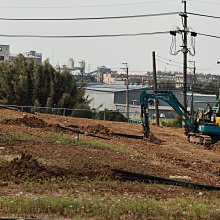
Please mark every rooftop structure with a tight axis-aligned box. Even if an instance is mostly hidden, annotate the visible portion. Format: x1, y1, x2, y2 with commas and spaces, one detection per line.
24, 50, 42, 63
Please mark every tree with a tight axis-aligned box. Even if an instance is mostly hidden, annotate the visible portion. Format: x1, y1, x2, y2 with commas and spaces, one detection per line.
0, 55, 88, 110
194, 82, 219, 96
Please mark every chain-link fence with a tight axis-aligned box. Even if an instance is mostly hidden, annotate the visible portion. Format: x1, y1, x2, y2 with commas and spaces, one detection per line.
0, 104, 184, 127
0, 104, 142, 123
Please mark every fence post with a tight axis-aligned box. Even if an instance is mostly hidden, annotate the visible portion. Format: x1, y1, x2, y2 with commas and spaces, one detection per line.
63, 108, 66, 116
76, 133, 80, 141
103, 110, 106, 120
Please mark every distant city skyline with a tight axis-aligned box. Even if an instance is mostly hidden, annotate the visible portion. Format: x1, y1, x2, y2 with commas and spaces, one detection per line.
1, 0, 220, 75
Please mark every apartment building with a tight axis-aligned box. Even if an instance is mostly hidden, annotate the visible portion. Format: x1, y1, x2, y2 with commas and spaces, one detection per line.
0, 45, 10, 62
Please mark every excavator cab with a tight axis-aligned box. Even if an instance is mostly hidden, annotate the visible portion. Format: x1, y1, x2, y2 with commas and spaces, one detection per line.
215, 106, 220, 125
204, 106, 213, 122
203, 104, 216, 123
196, 104, 217, 124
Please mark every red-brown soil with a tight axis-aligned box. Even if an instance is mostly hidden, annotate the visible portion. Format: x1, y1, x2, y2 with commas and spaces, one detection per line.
0, 108, 219, 198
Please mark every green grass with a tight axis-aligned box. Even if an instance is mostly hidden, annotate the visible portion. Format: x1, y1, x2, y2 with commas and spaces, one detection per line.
150, 118, 182, 127
45, 132, 137, 154
0, 131, 137, 155
160, 118, 182, 127
45, 132, 76, 143
0, 132, 76, 143
0, 132, 38, 141
79, 139, 138, 154
0, 196, 219, 219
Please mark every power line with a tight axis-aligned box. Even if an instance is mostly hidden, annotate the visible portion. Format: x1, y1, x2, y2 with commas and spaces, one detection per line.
156, 58, 200, 71
188, 12, 220, 20
155, 55, 183, 65
0, 31, 169, 39
0, 0, 176, 9
197, 64, 218, 71
156, 58, 183, 69
0, 12, 178, 21
197, 32, 220, 39
190, 0, 220, 5
157, 57, 219, 72
109, 67, 147, 72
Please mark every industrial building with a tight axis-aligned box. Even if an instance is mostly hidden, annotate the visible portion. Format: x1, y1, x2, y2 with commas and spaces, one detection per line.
85, 83, 217, 119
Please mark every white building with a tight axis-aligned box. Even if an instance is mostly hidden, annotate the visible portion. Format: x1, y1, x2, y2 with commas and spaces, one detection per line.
175, 74, 194, 88
85, 84, 217, 119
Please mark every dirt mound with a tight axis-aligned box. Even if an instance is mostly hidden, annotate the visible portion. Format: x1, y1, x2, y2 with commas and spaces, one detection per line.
0, 153, 65, 182
84, 123, 114, 135
212, 142, 220, 152
2, 115, 48, 128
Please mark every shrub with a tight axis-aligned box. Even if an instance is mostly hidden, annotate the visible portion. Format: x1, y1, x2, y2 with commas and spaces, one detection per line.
96, 110, 127, 122
71, 109, 96, 119
160, 117, 182, 127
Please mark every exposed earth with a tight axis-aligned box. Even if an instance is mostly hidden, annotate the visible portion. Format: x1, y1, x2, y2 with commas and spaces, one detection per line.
0, 107, 219, 218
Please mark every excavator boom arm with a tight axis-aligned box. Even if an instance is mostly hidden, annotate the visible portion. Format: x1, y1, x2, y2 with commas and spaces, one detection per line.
140, 90, 195, 137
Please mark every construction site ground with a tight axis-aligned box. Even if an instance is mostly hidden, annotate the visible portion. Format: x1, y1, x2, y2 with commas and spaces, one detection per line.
0, 108, 219, 219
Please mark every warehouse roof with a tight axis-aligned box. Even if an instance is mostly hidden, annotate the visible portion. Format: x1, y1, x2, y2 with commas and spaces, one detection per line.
85, 83, 149, 92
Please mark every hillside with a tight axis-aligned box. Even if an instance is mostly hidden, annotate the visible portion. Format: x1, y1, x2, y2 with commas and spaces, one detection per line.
0, 108, 219, 219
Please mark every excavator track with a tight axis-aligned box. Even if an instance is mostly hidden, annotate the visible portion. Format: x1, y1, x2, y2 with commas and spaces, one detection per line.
188, 133, 212, 147
202, 136, 212, 147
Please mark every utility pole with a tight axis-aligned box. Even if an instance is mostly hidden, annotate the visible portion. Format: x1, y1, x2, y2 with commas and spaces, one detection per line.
122, 63, 129, 120
170, 1, 197, 116
152, 51, 159, 126
217, 62, 220, 103
182, 0, 188, 113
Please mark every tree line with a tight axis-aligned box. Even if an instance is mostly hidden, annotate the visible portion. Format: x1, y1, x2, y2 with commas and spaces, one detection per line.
0, 55, 127, 122
0, 54, 88, 109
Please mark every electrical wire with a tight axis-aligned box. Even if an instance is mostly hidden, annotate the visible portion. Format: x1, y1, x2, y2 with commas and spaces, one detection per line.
169, 35, 181, 56
0, 31, 169, 38
155, 55, 183, 65
0, 0, 177, 9
188, 34, 196, 56
189, 0, 220, 5
0, 12, 178, 21
197, 32, 220, 39
188, 12, 220, 20
156, 58, 199, 71
197, 64, 220, 71
156, 58, 183, 69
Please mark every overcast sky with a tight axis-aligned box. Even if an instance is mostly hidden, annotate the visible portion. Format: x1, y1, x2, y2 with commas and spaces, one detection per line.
0, 0, 220, 75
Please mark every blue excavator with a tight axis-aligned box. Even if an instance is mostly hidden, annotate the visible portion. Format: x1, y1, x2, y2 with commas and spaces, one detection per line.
140, 90, 220, 147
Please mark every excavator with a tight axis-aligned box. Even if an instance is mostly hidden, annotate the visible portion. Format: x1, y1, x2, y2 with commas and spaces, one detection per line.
140, 90, 220, 147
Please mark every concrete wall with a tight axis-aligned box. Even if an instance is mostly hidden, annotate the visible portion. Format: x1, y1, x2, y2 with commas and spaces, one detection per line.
84, 90, 115, 110
114, 88, 148, 105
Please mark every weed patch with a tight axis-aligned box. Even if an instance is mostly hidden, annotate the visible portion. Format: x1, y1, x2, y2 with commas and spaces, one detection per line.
0, 133, 38, 141
0, 196, 219, 219
79, 139, 138, 155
